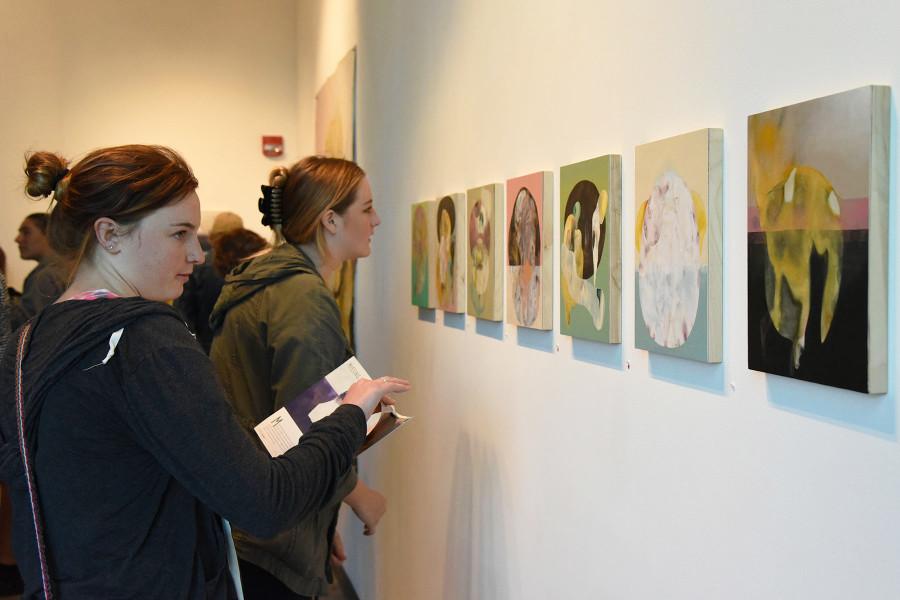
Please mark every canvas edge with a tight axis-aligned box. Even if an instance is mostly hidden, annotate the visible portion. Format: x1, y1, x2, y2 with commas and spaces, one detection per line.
557, 163, 574, 338
464, 188, 478, 319
490, 183, 505, 321
632, 143, 649, 352
706, 128, 725, 363
504, 179, 516, 326
410, 203, 418, 307
867, 85, 890, 394
540, 170, 555, 330
451, 192, 467, 313
609, 154, 623, 344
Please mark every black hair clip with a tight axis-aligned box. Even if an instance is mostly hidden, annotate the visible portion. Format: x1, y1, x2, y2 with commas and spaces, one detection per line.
259, 184, 283, 228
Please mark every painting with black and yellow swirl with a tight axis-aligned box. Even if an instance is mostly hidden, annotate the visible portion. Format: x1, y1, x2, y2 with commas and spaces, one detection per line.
748, 85, 890, 394
559, 155, 622, 343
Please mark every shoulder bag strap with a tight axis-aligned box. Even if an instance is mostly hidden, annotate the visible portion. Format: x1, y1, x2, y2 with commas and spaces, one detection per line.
15, 322, 54, 599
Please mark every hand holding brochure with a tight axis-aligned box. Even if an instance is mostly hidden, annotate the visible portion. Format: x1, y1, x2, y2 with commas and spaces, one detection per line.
255, 357, 412, 457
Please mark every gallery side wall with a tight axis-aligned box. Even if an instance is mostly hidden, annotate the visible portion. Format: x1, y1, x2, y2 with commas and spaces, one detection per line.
323, 1, 900, 598
0, 0, 300, 289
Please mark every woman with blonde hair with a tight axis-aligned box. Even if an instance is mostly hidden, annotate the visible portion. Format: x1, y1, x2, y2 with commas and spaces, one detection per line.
0, 146, 408, 599
210, 156, 391, 599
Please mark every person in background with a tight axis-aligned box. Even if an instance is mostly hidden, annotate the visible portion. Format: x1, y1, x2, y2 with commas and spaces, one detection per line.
211, 228, 269, 278
9, 213, 66, 330
174, 211, 243, 353
0, 249, 20, 597
209, 157, 390, 599
0, 247, 8, 356
0, 145, 409, 599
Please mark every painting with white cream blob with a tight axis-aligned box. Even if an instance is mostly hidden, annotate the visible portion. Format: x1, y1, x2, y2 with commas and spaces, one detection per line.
435, 193, 466, 313
506, 171, 553, 329
748, 86, 890, 393
467, 184, 504, 320
560, 155, 622, 342
635, 129, 723, 362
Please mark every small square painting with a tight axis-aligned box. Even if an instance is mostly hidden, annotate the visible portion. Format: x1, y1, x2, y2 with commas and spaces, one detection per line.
506, 171, 553, 330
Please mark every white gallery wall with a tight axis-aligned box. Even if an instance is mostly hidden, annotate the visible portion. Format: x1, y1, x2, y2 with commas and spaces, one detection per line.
314, 0, 900, 598
0, 1, 896, 598
0, 0, 302, 289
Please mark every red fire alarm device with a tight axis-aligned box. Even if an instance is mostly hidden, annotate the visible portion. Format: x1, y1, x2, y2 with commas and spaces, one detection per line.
262, 136, 284, 157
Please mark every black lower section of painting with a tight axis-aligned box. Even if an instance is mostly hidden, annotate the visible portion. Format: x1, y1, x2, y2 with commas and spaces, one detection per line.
747, 232, 869, 393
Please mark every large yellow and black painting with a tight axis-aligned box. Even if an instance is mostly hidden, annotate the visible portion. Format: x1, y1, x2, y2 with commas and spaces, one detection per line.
747, 85, 890, 394
316, 48, 357, 347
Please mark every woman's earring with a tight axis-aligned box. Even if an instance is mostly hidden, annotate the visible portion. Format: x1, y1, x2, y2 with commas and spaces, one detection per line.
108, 244, 114, 250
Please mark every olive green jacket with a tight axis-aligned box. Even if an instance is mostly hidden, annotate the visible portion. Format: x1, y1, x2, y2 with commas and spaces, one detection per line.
209, 243, 356, 596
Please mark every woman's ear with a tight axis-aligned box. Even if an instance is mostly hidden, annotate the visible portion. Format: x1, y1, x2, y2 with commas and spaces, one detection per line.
321, 209, 338, 235
94, 217, 121, 254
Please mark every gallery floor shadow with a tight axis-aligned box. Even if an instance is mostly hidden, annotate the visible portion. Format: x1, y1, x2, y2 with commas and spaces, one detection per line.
516, 327, 553, 353
768, 375, 896, 439
443, 433, 512, 600
649, 353, 726, 395
418, 307, 436, 323
572, 338, 624, 369
475, 318, 504, 340
443, 312, 465, 330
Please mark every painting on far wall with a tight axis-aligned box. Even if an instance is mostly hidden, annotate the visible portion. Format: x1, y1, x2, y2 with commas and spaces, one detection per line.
634, 128, 723, 363
506, 171, 553, 330
748, 85, 890, 394
316, 47, 357, 346
467, 183, 504, 321
411, 200, 436, 308
436, 193, 466, 313
560, 155, 622, 343
315, 47, 356, 159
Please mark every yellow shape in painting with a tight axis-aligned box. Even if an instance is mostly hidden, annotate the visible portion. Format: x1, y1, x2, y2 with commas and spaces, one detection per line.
561, 213, 578, 325
634, 198, 649, 254
598, 189, 609, 225
761, 165, 843, 368
691, 191, 707, 257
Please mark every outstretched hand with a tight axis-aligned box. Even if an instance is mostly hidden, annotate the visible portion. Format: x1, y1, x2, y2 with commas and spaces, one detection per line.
343, 376, 410, 419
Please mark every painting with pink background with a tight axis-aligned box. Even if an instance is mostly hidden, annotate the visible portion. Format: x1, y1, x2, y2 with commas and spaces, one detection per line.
506, 171, 546, 259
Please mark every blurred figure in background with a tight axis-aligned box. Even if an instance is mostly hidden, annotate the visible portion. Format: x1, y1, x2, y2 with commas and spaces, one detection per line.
0, 245, 16, 597
9, 213, 66, 330
0, 245, 9, 353
175, 211, 244, 352
212, 228, 269, 278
